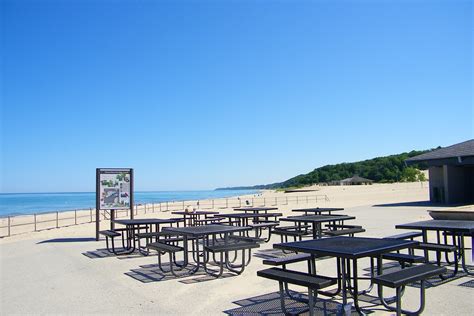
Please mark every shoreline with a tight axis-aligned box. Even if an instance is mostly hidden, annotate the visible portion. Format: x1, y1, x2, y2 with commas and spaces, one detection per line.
0, 189, 261, 218
0, 182, 433, 239
0, 190, 272, 238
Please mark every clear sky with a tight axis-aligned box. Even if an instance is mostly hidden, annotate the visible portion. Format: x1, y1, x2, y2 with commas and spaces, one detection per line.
1, 0, 473, 193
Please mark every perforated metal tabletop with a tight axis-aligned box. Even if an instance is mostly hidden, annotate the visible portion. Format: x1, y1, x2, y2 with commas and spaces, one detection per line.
396, 220, 474, 233
274, 236, 417, 259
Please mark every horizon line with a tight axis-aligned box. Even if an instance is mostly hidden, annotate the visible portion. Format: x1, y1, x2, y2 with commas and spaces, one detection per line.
0, 188, 260, 195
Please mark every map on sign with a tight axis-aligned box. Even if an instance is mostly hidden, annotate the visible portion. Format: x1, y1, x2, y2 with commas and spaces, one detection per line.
98, 170, 131, 210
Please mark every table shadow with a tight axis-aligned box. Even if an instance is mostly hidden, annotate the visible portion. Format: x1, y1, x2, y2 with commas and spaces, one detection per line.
82, 248, 147, 260
372, 201, 437, 207
37, 237, 96, 244
224, 291, 360, 315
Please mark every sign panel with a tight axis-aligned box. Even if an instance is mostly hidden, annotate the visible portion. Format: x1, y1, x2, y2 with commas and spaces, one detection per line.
97, 168, 133, 210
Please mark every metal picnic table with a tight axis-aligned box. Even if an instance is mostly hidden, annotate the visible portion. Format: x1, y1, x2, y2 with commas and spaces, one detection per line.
162, 224, 252, 277
112, 218, 183, 253
215, 212, 282, 226
215, 212, 282, 241
292, 207, 345, 215
281, 214, 356, 239
233, 207, 279, 214
171, 210, 220, 226
396, 219, 474, 276
274, 236, 418, 314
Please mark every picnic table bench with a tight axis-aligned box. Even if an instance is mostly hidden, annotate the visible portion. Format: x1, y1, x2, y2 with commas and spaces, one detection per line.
204, 239, 260, 277
194, 217, 224, 225
382, 253, 425, 266
374, 264, 447, 316
257, 267, 337, 316
99, 230, 125, 254
262, 253, 312, 267
324, 226, 366, 237
384, 231, 423, 240
147, 242, 185, 277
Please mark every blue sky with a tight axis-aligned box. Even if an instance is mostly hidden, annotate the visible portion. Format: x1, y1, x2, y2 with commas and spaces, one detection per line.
1, 0, 472, 193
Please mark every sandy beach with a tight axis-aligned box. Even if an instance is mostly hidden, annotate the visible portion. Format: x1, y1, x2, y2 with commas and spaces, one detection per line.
1, 182, 473, 315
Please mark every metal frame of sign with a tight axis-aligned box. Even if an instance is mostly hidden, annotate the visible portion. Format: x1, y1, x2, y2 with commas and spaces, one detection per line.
95, 168, 134, 240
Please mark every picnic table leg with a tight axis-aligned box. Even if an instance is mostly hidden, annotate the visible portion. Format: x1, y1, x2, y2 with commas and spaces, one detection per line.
377, 255, 405, 311
193, 237, 202, 270
460, 234, 474, 275
341, 258, 348, 306
244, 218, 250, 237
336, 257, 355, 315
128, 225, 136, 252
438, 246, 459, 280
350, 258, 362, 314
225, 249, 246, 274
112, 225, 136, 255
307, 288, 316, 316
278, 282, 289, 314
422, 230, 429, 262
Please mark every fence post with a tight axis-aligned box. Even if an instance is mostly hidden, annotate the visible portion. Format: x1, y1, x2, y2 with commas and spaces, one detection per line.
75, 210, 77, 225
296, 196, 299, 204
144, 204, 147, 214
56, 212, 59, 228
90, 208, 92, 222
286, 196, 288, 205
263, 197, 266, 206
182, 201, 185, 209
153, 203, 155, 213
160, 203, 162, 212
166, 202, 168, 211
226, 198, 228, 208
8, 216, 11, 237
34, 214, 37, 231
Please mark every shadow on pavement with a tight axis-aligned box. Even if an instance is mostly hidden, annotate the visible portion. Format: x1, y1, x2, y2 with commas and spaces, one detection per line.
372, 201, 434, 208
224, 291, 360, 315
37, 237, 96, 244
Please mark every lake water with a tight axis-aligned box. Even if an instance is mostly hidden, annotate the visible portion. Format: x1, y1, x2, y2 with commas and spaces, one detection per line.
0, 190, 258, 216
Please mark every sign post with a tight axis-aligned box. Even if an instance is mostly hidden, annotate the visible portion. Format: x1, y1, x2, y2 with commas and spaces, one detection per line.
95, 168, 134, 240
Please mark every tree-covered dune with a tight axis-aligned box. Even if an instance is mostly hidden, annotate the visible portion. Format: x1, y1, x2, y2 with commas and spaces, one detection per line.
216, 149, 431, 190
277, 150, 428, 188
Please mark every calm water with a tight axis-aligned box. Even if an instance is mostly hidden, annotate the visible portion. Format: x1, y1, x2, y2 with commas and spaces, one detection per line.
0, 190, 258, 216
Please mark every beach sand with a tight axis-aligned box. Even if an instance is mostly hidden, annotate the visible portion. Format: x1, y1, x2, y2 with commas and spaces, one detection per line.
1, 182, 473, 315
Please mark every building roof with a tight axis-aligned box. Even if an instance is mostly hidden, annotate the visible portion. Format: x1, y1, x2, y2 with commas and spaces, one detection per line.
406, 139, 474, 166
340, 175, 373, 183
